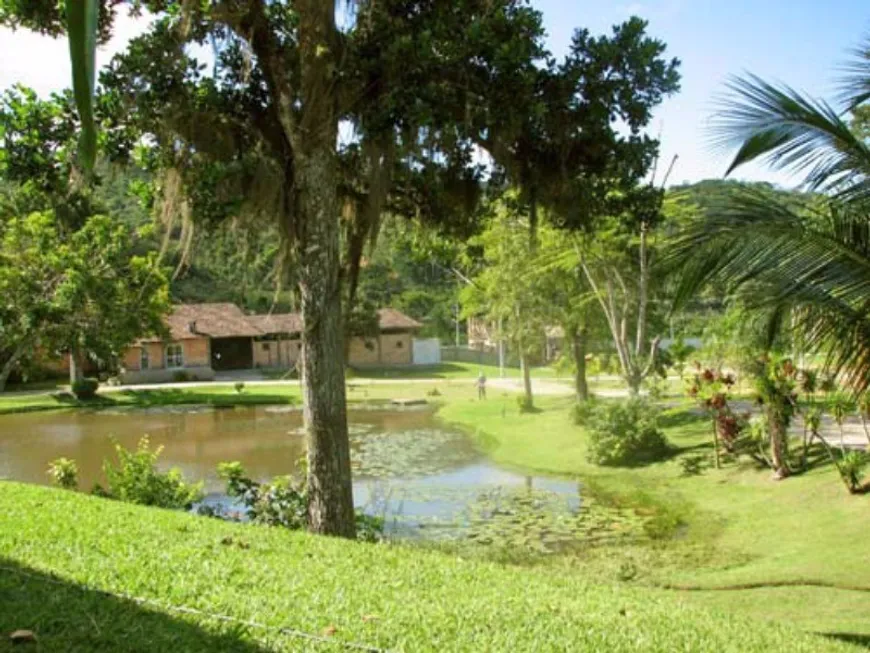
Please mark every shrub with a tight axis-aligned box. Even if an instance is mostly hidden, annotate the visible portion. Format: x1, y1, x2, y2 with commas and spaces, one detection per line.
679, 454, 707, 476
516, 395, 535, 413
355, 513, 386, 543
172, 371, 191, 383
217, 461, 308, 529
98, 436, 203, 509
234, 381, 245, 394
571, 397, 599, 426
47, 458, 78, 490
71, 378, 99, 400
838, 451, 868, 494
214, 461, 384, 541
585, 399, 670, 466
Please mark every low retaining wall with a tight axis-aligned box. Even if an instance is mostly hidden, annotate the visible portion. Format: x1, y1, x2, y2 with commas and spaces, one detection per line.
119, 366, 216, 385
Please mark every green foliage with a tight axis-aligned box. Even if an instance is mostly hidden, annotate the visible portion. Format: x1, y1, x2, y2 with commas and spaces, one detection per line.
667, 40, 870, 395
837, 451, 868, 494
584, 399, 671, 466
215, 461, 383, 542
172, 371, 192, 383
98, 436, 203, 510
0, 211, 170, 391
216, 461, 308, 530
71, 377, 98, 400
233, 382, 245, 394
516, 394, 535, 413
679, 454, 707, 477
47, 457, 78, 490
667, 338, 696, 377
828, 392, 855, 426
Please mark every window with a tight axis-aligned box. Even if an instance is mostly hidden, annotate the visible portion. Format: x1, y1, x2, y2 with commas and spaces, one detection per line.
396, 340, 403, 349
140, 347, 150, 370
166, 343, 184, 368
262, 343, 271, 352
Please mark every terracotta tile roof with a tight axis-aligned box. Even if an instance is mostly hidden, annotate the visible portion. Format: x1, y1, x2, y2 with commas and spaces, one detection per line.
139, 303, 263, 342
377, 308, 422, 330
246, 313, 302, 336
137, 304, 420, 343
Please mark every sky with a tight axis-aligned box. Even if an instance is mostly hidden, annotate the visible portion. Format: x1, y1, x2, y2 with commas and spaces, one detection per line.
1, 0, 868, 188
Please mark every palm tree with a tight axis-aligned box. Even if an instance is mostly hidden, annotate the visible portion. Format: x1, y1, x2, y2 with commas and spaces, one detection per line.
669, 37, 870, 395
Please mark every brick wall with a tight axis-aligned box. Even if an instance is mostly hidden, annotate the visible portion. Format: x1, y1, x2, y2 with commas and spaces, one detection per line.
379, 333, 412, 364
184, 338, 210, 367
348, 337, 380, 365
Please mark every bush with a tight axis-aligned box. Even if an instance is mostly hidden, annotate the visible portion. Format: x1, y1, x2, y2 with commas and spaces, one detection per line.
214, 461, 384, 541
71, 378, 99, 400
838, 451, 868, 493
571, 397, 599, 426
47, 458, 78, 490
234, 381, 245, 394
172, 371, 192, 383
217, 461, 308, 529
584, 399, 671, 466
98, 436, 203, 509
516, 395, 535, 413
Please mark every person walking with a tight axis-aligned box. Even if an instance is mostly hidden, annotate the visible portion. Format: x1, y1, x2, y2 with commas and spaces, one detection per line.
477, 371, 487, 400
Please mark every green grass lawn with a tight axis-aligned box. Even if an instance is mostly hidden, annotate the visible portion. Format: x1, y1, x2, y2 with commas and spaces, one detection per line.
0, 384, 300, 415
348, 361, 559, 380
0, 482, 857, 652
1, 377, 868, 645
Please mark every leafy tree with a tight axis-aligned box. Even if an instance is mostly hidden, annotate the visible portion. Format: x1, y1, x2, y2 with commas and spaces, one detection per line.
0, 212, 169, 391
85, 0, 548, 537
462, 201, 548, 407
668, 37, 870, 395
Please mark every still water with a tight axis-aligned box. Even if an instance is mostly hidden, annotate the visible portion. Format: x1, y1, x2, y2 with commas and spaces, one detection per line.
0, 405, 589, 545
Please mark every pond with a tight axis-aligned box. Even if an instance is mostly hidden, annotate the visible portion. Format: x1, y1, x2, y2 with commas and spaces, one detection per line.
0, 405, 645, 552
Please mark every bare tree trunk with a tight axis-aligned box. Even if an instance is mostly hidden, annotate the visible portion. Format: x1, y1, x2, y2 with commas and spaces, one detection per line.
520, 353, 533, 406
710, 417, 721, 469
635, 220, 649, 357
768, 409, 790, 479
0, 343, 27, 393
571, 325, 589, 402
69, 347, 84, 385
296, 0, 355, 538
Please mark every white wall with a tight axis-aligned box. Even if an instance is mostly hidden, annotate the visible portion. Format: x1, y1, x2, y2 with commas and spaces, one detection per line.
412, 338, 441, 365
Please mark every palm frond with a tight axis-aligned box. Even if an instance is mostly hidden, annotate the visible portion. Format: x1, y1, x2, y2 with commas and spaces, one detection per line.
712, 74, 870, 203
839, 34, 870, 110
66, 0, 98, 173
666, 190, 870, 393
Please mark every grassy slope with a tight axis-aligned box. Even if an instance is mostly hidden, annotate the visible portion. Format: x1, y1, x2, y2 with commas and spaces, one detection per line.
1, 377, 868, 641
0, 482, 855, 652
437, 393, 870, 639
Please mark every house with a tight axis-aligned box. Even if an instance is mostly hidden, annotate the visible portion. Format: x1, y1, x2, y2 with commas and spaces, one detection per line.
119, 303, 422, 384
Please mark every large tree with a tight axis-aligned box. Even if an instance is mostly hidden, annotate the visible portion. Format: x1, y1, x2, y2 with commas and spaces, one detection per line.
87, 0, 546, 537
0, 212, 169, 392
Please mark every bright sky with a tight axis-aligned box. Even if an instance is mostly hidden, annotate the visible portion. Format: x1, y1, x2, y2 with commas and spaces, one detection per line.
1, 1, 868, 188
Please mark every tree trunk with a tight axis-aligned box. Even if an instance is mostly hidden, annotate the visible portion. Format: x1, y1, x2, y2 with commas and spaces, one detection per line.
571, 326, 589, 402
0, 343, 27, 393
710, 417, 721, 469
520, 351, 533, 408
69, 347, 84, 385
768, 409, 790, 479
296, 0, 355, 538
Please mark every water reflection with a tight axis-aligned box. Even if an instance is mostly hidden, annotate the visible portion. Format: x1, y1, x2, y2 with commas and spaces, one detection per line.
0, 405, 614, 549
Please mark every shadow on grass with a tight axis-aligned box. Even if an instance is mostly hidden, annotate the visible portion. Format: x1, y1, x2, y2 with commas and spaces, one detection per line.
51, 392, 118, 408
822, 632, 870, 648
0, 558, 270, 652
348, 363, 469, 379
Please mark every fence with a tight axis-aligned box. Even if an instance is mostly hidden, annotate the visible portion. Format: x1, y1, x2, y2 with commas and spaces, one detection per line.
440, 346, 521, 368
